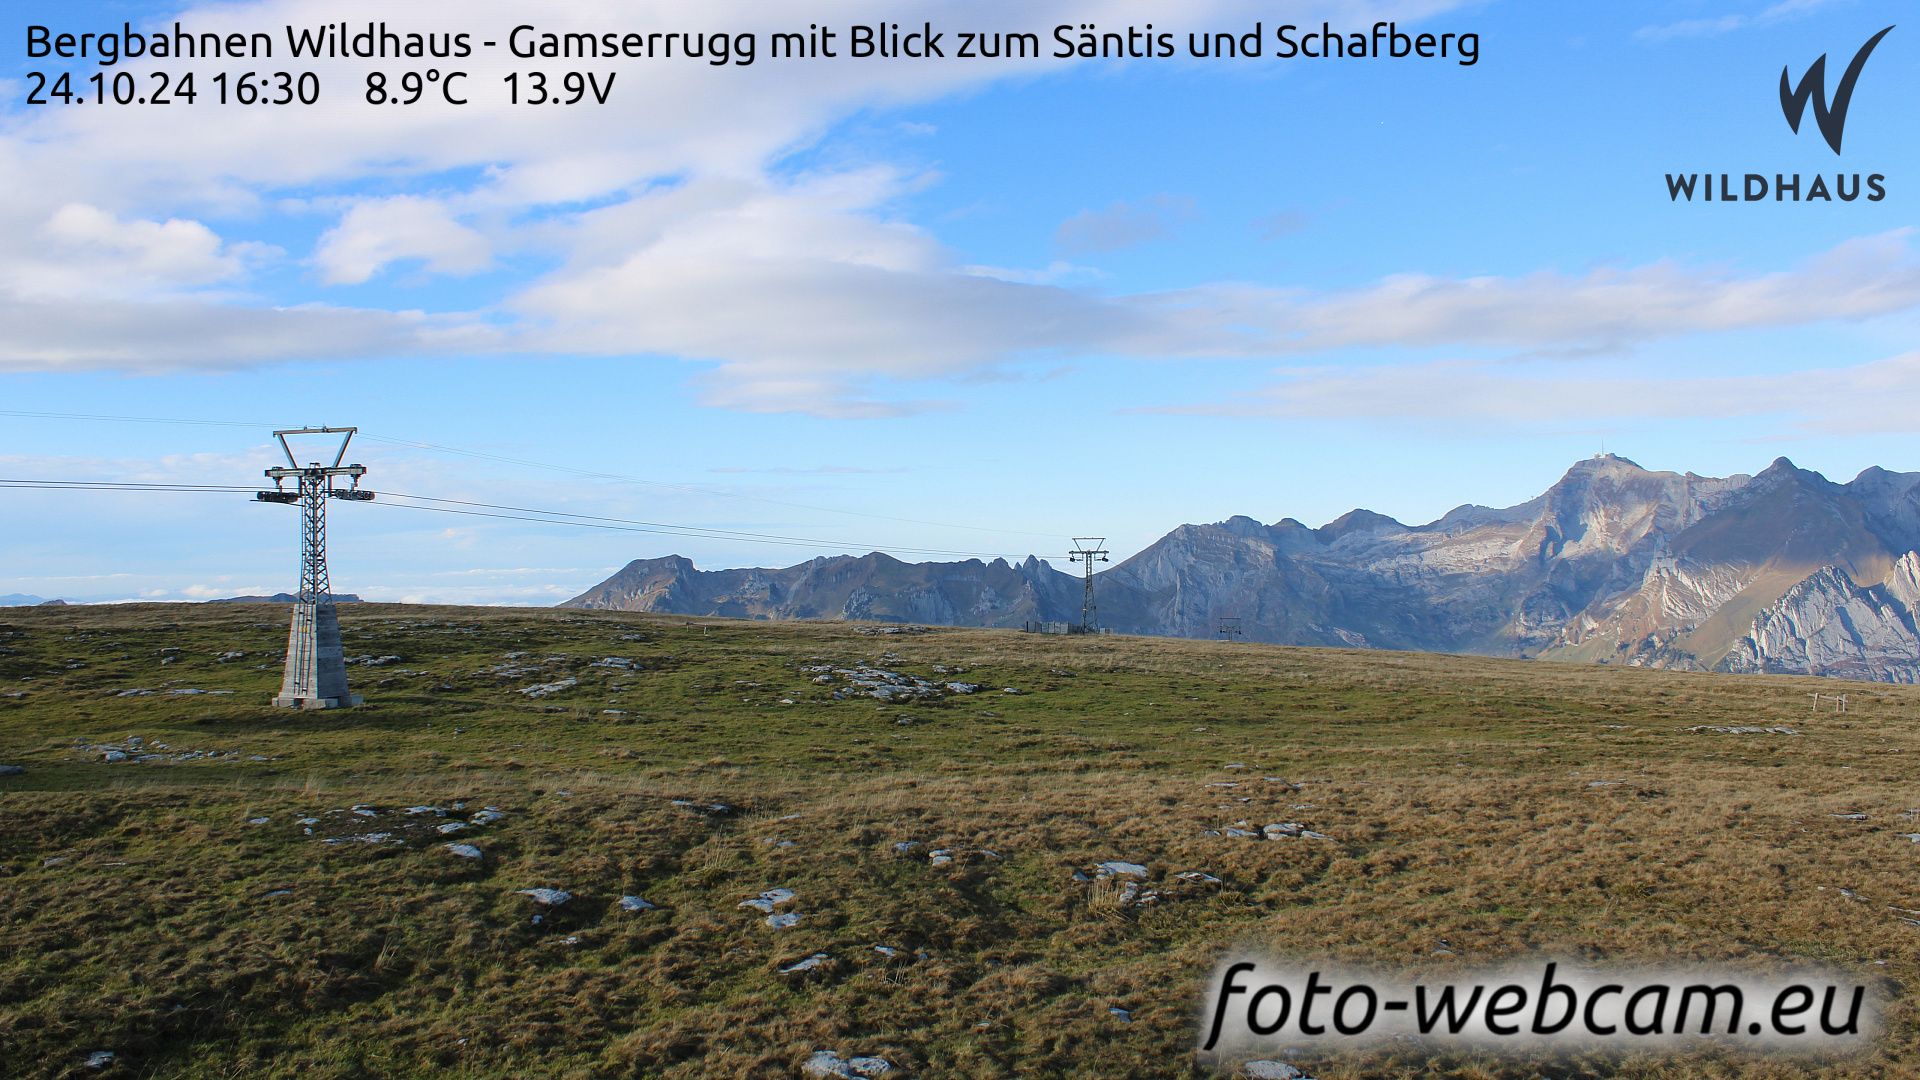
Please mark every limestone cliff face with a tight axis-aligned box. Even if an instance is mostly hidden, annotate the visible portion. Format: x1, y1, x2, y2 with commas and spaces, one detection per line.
1721, 562, 1920, 683
562, 456, 1920, 682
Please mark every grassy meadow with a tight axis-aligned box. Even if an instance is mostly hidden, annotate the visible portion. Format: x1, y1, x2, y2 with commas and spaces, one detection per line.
1, 602, 1917, 1078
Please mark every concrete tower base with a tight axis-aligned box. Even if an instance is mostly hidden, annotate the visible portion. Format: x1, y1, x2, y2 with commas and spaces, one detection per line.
273, 601, 362, 709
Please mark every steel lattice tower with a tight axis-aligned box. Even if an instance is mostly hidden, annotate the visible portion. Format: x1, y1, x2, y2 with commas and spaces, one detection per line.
256, 427, 373, 709
1069, 537, 1109, 633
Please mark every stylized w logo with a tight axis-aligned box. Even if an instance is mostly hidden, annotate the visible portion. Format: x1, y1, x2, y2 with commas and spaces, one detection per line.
1780, 25, 1894, 155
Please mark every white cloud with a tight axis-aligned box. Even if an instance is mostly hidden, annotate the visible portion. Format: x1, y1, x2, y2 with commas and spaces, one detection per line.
1054, 195, 1195, 255
0, 198, 264, 300
1155, 350, 1920, 437
1145, 229, 1920, 354
39, 204, 247, 290
0, 295, 492, 370
506, 170, 1161, 414
1638, 0, 1845, 40
314, 196, 492, 285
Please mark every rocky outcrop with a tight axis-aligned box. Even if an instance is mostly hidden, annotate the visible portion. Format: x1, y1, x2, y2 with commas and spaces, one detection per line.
1721, 563, 1920, 682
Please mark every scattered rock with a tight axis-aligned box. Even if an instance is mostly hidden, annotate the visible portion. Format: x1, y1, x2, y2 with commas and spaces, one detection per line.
247, 817, 271, 826
86, 1050, 116, 1070
521, 678, 578, 699
1261, 822, 1333, 841
766, 912, 803, 929
437, 821, 468, 834
344, 655, 401, 667
444, 844, 483, 860
809, 662, 992, 704
1109, 1006, 1132, 1022
781, 952, 832, 974
0, 764, 24, 776
1243, 1063, 1312, 1080
1177, 871, 1222, 885
618, 896, 657, 912
740, 888, 797, 913
469, 808, 506, 826
1832, 812, 1869, 821
1095, 861, 1149, 879
1687, 725, 1799, 736
518, 888, 572, 906
803, 1051, 896, 1077
924, 846, 999, 868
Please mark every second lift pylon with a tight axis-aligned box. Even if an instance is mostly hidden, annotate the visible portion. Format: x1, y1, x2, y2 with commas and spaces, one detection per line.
1069, 537, 1109, 634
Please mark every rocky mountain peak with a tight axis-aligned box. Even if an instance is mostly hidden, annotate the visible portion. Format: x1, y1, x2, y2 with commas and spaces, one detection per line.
1568, 452, 1646, 474
1883, 550, 1920, 610
1319, 508, 1406, 541
1750, 456, 1824, 491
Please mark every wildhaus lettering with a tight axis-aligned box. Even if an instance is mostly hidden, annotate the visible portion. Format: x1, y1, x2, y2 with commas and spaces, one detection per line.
1665, 173, 1884, 203
1667, 25, 1892, 203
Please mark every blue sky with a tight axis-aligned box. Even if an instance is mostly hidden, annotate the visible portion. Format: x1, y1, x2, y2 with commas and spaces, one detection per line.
4, 0, 1919, 603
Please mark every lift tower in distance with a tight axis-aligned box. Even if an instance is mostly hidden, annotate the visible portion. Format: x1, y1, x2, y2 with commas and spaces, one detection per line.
1069, 537, 1110, 633
256, 427, 374, 709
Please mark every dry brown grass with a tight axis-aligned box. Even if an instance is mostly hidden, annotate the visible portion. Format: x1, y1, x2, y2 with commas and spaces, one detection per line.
1, 603, 1918, 1077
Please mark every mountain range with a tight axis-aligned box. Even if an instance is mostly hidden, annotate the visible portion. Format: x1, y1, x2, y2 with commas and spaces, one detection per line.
562, 455, 1920, 683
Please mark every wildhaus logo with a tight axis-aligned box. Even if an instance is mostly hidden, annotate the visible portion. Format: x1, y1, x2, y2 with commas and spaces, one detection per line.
1667, 25, 1892, 203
